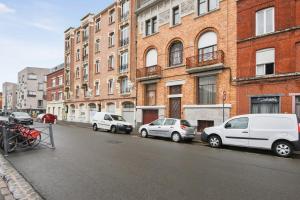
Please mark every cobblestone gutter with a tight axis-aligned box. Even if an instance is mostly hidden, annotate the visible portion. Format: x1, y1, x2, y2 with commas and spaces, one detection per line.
0, 154, 42, 200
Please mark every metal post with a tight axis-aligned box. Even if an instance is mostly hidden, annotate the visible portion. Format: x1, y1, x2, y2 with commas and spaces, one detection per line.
49, 124, 55, 149
3, 126, 8, 157
223, 98, 225, 123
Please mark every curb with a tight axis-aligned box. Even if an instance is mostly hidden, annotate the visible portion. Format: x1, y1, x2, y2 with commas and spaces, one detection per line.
0, 154, 42, 200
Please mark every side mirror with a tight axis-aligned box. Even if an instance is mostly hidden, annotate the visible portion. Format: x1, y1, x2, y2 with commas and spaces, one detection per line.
225, 123, 231, 129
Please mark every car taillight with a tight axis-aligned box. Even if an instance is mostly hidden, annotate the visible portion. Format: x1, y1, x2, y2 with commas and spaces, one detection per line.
298, 123, 300, 133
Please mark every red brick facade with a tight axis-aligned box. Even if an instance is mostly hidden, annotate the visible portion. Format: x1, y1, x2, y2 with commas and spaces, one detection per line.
46, 68, 64, 102
236, 0, 300, 119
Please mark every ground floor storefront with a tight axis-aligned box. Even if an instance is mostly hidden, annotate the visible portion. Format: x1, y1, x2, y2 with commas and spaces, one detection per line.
65, 98, 136, 126
236, 77, 300, 120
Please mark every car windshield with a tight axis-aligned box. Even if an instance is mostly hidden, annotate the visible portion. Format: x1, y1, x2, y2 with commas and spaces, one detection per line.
180, 120, 191, 127
111, 115, 125, 121
14, 112, 30, 118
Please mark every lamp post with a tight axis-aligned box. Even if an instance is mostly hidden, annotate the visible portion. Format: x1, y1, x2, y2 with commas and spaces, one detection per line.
222, 91, 227, 123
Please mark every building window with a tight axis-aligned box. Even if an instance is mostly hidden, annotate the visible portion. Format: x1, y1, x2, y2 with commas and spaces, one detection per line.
198, 0, 219, 15
51, 93, 55, 101
120, 51, 128, 73
76, 67, 80, 79
197, 120, 214, 132
52, 79, 56, 87
145, 17, 157, 36
146, 49, 158, 67
58, 92, 63, 100
83, 26, 89, 41
172, 6, 180, 25
121, 0, 130, 20
95, 39, 100, 53
38, 100, 43, 107
120, 25, 129, 46
198, 76, 216, 105
169, 41, 183, 66
83, 45, 88, 60
95, 81, 100, 96
76, 31, 80, 43
83, 64, 88, 81
169, 85, 182, 95
120, 77, 129, 94
145, 84, 156, 106
76, 49, 80, 61
28, 73, 37, 80
256, 7, 274, 36
251, 96, 279, 114
58, 77, 63, 86
198, 31, 217, 62
95, 18, 101, 32
108, 55, 114, 70
76, 86, 80, 98
256, 48, 275, 76
109, 9, 115, 24
109, 32, 115, 47
38, 83, 44, 91
108, 79, 114, 94
95, 60, 100, 73
296, 96, 300, 121
28, 91, 37, 97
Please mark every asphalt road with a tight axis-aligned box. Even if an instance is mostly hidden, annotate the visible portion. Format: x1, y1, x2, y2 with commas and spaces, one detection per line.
5, 123, 300, 200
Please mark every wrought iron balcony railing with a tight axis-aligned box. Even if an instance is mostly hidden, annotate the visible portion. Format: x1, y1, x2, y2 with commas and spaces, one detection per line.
136, 65, 162, 80
186, 50, 224, 70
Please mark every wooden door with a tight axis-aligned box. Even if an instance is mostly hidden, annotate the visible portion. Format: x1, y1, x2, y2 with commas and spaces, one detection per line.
169, 98, 181, 119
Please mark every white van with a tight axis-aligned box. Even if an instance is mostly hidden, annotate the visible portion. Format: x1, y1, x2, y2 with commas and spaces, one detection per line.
201, 114, 300, 157
91, 112, 133, 134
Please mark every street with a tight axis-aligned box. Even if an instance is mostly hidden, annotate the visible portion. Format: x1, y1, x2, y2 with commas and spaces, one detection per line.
5, 123, 300, 200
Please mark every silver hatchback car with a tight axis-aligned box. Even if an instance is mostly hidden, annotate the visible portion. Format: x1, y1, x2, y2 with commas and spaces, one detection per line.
139, 118, 196, 142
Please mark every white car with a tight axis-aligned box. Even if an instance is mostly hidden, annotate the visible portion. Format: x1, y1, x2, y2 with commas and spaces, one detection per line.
139, 118, 196, 142
201, 114, 300, 157
92, 112, 133, 134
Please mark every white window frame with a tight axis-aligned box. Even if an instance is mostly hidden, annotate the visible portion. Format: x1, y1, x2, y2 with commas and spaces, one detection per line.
256, 7, 275, 36
95, 60, 100, 73
256, 48, 275, 76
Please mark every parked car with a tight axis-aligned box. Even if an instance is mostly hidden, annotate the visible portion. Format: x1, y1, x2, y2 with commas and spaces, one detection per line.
37, 113, 57, 124
9, 112, 33, 125
92, 112, 133, 134
139, 118, 196, 142
201, 114, 300, 157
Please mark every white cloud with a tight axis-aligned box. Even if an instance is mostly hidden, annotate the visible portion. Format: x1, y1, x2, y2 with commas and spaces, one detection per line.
0, 3, 15, 14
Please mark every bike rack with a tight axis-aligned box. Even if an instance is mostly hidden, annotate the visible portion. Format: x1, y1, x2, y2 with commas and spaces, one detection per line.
1, 123, 55, 157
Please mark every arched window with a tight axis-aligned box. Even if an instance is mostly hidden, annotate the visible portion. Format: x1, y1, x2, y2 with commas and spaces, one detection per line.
169, 41, 183, 66
198, 31, 217, 61
146, 49, 158, 67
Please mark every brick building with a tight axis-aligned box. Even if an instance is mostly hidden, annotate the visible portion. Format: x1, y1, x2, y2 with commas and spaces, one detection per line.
0, 92, 2, 111
46, 64, 65, 120
135, 0, 237, 130
235, 0, 300, 120
64, 0, 137, 125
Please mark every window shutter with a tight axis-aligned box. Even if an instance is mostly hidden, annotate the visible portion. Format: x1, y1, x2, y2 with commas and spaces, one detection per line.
256, 48, 275, 65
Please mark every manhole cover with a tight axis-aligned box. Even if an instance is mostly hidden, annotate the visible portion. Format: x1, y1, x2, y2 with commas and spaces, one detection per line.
106, 140, 122, 144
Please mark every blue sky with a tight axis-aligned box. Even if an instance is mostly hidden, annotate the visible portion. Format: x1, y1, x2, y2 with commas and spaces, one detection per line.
0, 0, 112, 91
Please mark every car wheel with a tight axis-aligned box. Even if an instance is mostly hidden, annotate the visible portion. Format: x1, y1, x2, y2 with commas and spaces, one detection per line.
141, 129, 148, 138
111, 126, 117, 133
273, 141, 293, 157
208, 135, 222, 148
93, 124, 98, 131
172, 132, 181, 143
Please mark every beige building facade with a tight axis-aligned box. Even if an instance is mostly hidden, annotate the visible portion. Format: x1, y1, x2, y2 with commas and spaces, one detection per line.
135, 0, 237, 131
2, 82, 17, 112
64, 0, 137, 125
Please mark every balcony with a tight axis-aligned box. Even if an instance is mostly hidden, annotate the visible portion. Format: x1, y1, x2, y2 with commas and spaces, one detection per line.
82, 54, 89, 61
136, 65, 162, 81
186, 50, 224, 73
120, 11, 129, 21
120, 38, 129, 47
83, 74, 89, 82
119, 64, 128, 73
120, 87, 131, 95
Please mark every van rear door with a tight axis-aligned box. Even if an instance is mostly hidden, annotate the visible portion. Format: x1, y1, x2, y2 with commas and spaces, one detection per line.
249, 115, 296, 149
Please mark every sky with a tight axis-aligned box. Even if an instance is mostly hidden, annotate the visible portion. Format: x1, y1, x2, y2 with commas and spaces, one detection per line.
0, 0, 112, 91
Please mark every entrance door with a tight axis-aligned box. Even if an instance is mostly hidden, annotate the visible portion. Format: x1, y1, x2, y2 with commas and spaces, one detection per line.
169, 98, 181, 119
122, 103, 135, 126
142, 110, 158, 125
